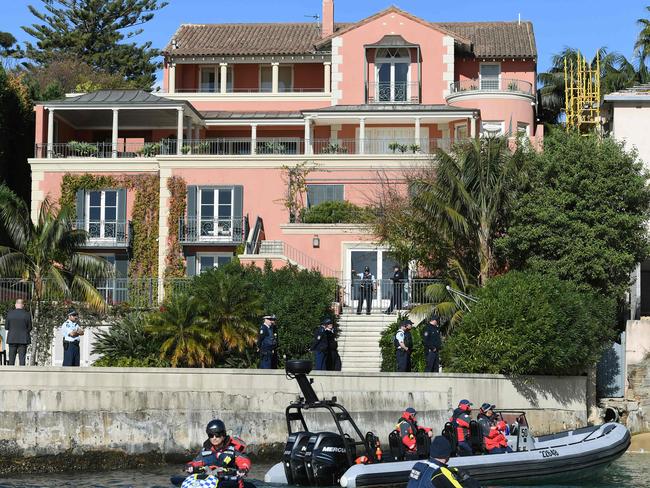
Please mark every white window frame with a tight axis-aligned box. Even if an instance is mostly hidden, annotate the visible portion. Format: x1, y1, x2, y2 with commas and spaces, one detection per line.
375, 51, 411, 103
85, 189, 119, 241
480, 120, 505, 137
199, 65, 234, 92
479, 62, 501, 90
259, 64, 294, 92
196, 252, 234, 273
198, 187, 235, 241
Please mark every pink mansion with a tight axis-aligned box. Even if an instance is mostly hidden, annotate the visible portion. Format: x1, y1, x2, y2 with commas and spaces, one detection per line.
29, 1, 539, 306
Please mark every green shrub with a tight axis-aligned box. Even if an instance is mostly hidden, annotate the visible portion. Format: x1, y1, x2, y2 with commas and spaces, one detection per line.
91, 312, 160, 363
442, 271, 616, 375
301, 200, 373, 224
379, 314, 426, 372
93, 355, 170, 367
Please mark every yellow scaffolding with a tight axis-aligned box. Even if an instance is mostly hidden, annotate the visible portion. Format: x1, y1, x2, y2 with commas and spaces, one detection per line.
564, 51, 601, 131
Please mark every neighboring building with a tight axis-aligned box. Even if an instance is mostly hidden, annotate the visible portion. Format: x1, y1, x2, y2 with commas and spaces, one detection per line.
29, 1, 540, 309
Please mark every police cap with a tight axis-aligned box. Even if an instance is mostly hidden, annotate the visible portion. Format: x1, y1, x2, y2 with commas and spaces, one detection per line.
67, 309, 78, 317
429, 436, 453, 459
429, 314, 439, 323
405, 407, 417, 415
321, 318, 333, 325
400, 319, 414, 327
480, 403, 496, 412
263, 314, 277, 320
459, 399, 473, 407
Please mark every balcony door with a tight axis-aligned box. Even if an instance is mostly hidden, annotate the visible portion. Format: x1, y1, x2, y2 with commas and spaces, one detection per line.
199, 187, 234, 241
86, 190, 118, 240
376, 48, 410, 102
480, 63, 501, 90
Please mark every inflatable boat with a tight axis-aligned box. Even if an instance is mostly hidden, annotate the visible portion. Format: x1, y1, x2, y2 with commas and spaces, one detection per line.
263, 360, 630, 487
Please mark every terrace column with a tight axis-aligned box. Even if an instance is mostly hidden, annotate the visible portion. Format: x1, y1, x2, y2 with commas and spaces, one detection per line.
358, 117, 366, 155
304, 118, 312, 155
414, 117, 421, 148
194, 126, 200, 140
47, 108, 55, 158
111, 108, 119, 158
169, 63, 176, 94
251, 123, 257, 155
176, 107, 184, 155
271, 62, 280, 94
470, 116, 477, 138
220, 63, 228, 94
323, 62, 331, 94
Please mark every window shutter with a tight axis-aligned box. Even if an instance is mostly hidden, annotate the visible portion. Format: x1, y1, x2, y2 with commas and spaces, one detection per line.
117, 189, 127, 241
186, 255, 196, 277
75, 189, 85, 225
187, 185, 198, 241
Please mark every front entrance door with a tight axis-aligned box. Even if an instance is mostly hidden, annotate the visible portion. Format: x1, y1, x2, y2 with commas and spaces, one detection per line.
346, 249, 406, 311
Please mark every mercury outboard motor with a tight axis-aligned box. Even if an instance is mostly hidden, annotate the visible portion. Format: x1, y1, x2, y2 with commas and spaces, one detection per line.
304, 432, 350, 486
283, 431, 313, 485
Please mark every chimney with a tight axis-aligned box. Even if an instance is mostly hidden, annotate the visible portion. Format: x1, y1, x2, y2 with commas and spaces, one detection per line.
322, 0, 334, 38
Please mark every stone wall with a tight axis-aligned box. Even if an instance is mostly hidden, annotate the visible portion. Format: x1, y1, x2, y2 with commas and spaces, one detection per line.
0, 367, 587, 472
627, 357, 650, 434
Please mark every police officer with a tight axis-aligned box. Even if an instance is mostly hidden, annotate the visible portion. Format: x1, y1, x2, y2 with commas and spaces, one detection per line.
311, 318, 330, 370
257, 314, 278, 369
395, 319, 414, 372
61, 309, 84, 367
407, 436, 481, 488
422, 315, 442, 373
385, 265, 405, 314
325, 320, 342, 371
356, 266, 375, 315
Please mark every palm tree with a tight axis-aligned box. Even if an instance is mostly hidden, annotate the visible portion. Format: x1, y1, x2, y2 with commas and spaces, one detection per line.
192, 266, 262, 354
0, 186, 113, 364
635, 6, 650, 74
146, 293, 217, 367
412, 136, 526, 286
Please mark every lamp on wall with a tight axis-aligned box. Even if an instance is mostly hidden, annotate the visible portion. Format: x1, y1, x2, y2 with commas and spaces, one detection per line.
312, 235, 320, 248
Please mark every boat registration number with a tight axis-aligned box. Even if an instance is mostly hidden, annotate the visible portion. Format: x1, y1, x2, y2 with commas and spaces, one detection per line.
540, 449, 559, 458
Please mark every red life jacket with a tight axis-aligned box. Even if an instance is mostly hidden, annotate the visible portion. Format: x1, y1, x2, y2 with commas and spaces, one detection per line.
450, 408, 471, 442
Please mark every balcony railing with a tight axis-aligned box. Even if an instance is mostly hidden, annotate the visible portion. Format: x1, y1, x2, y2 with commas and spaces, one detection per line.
448, 78, 534, 96
367, 82, 420, 104
73, 220, 130, 247
35, 137, 462, 158
172, 87, 326, 94
179, 216, 245, 244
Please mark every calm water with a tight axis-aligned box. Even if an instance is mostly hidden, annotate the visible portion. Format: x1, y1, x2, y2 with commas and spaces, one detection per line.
0, 455, 648, 488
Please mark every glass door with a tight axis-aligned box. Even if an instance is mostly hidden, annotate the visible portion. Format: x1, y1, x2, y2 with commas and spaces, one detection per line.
199, 188, 234, 241
347, 249, 408, 311
86, 190, 117, 241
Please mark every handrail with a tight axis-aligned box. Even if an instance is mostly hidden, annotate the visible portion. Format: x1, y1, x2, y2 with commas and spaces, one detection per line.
448, 78, 534, 96
245, 216, 264, 255
280, 242, 339, 278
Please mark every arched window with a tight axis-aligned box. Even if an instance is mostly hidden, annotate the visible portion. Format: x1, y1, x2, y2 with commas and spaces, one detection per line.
375, 48, 411, 102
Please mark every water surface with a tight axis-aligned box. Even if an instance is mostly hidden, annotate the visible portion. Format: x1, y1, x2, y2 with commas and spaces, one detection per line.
0, 454, 648, 488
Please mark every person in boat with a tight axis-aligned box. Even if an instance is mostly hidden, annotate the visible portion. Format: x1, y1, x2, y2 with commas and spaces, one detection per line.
477, 404, 511, 454
395, 407, 433, 455
449, 399, 473, 456
186, 419, 251, 486
408, 436, 481, 488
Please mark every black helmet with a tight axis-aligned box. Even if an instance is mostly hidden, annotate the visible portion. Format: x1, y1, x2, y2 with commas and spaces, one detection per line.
206, 419, 226, 437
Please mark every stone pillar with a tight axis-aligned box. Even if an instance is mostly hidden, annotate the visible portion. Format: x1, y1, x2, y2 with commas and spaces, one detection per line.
111, 108, 119, 158
304, 118, 312, 155
194, 126, 201, 140
414, 117, 421, 147
220, 63, 228, 94
169, 63, 176, 94
157, 167, 172, 302
271, 62, 279, 94
324, 62, 331, 94
176, 107, 184, 155
251, 124, 257, 155
470, 117, 477, 138
359, 117, 366, 155
47, 108, 54, 158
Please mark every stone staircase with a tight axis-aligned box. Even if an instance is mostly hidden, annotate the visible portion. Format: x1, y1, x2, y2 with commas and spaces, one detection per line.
338, 313, 396, 373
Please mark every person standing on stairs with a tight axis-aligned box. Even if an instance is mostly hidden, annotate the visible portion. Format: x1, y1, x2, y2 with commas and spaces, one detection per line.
357, 266, 375, 315
311, 318, 330, 370
395, 319, 415, 372
326, 319, 341, 371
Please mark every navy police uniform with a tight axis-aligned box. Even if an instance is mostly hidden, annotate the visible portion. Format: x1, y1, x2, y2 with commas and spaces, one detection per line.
311, 321, 329, 370
385, 267, 405, 313
258, 315, 278, 369
422, 318, 442, 373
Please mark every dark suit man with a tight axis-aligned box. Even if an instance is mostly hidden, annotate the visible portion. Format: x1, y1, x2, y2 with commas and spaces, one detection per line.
5, 299, 32, 366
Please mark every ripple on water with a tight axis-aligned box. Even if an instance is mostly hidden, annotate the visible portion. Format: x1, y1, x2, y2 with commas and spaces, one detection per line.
0, 454, 648, 488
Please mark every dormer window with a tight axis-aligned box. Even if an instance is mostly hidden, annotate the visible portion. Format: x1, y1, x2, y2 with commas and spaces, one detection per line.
375, 48, 410, 102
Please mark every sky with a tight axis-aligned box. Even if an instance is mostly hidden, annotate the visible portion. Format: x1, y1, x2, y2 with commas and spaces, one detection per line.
0, 0, 647, 79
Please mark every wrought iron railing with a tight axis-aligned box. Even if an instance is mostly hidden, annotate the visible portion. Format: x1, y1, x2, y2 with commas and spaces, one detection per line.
245, 216, 264, 255
312, 138, 455, 154
338, 278, 441, 312
367, 82, 420, 103
72, 220, 130, 247
172, 87, 326, 93
448, 78, 534, 96
178, 216, 245, 244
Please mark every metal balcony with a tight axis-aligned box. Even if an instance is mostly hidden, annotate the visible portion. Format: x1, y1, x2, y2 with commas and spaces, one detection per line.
179, 217, 245, 244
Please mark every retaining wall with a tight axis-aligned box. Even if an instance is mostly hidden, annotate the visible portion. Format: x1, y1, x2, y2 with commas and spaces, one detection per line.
0, 367, 587, 471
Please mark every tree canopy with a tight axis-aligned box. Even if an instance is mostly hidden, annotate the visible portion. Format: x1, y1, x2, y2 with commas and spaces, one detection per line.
496, 129, 650, 302
22, 0, 167, 89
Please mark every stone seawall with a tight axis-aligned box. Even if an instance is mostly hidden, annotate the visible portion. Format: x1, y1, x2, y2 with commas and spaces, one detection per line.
0, 367, 587, 474
627, 357, 650, 434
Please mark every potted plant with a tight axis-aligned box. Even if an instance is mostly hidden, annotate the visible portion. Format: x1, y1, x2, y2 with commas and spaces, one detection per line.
388, 142, 400, 153
397, 144, 408, 153
140, 142, 161, 157
409, 143, 421, 154
181, 144, 191, 155
507, 80, 520, 92
67, 141, 98, 157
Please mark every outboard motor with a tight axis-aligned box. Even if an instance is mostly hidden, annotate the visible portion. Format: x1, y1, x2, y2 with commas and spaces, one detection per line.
283, 431, 313, 485
304, 432, 350, 486
468, 420, 484, 454
388, 430, 404, 461
441, 421, 458, 456
415, 429, 431, 459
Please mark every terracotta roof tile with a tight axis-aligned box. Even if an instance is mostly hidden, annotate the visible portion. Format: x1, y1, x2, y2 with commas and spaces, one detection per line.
436, 21, 536, 58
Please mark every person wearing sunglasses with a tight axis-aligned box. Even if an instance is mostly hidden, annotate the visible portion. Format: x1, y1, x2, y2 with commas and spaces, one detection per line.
186, 419, 251, 484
